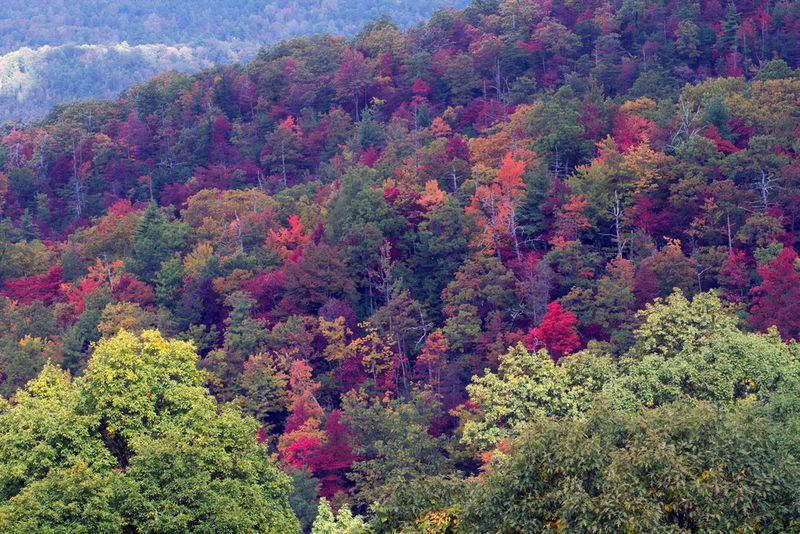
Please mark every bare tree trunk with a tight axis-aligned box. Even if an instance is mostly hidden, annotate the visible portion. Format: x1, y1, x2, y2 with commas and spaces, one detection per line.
72, 140, 84, 217
487, 188, 503, 259
256, 171, 266, 193
612, 190, 624, 258
451, 167, 459, 193
755, 169, 774, 212
506, 189, 522, 261
726, 209, 733, 254
280, 139, 287, 188
234, 211, 244, 253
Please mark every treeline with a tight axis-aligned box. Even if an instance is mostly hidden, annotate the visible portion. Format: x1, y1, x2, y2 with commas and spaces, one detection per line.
0, 0, 798, 530
0, 0, 467, 53
0, 0, 468, 121
0, 42, 261, 123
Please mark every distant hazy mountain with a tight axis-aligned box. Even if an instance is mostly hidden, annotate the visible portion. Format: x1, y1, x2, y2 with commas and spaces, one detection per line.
0, 42, 262, 123
0, 0, 467, 122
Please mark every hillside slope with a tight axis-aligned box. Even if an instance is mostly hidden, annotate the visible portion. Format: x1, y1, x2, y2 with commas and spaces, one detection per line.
0, 0, 468, 121
1, 0, 800, 531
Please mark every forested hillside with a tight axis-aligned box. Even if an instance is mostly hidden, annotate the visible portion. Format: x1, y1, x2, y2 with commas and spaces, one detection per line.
0, 0, 467, 122
2, 0, 800, 531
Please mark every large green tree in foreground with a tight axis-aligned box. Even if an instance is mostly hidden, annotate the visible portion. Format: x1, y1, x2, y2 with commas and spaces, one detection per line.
0, 330, 299, 533
463, 399, 800, 532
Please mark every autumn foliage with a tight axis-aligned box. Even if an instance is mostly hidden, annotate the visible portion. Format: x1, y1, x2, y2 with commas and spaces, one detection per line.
525, 301, 581, 360
0, 1, 799, 529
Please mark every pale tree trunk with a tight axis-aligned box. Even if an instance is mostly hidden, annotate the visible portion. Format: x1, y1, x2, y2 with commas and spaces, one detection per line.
612, 190, 624, 258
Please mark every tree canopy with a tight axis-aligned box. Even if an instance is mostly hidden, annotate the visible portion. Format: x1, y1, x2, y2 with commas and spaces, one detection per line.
0, 330, 299, 533
1, 0, 800, 530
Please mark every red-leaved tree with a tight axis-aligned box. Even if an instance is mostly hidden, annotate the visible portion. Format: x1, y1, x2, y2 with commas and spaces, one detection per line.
525, 301, 580, 360
750, 247, 800, 341
308, 410, 356, 499
2, 266, 63, 305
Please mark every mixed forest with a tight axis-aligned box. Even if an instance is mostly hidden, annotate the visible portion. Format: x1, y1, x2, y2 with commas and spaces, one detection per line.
2, 0, 800, 531
0, 0, 467, 122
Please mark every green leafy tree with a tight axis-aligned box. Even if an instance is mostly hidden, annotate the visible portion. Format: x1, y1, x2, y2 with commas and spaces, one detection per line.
223, 291, 268, 361
440, 255, 517, 353
342, 389, 451, 506
286, 467, 320, 533
0, 336, 52, 397
61, 289, 112, 374
528, 87, 592, 175
0, 330, 299, 533
626, 289, 738, 359
154, 254, 185, 311
130, 203, 189, 283
310, 498, 367, 534
0, 460, 125, 534
0, 363, 113, 502
755, 59, 796, 81
611, 327, 800, 410
325, 167, 407, 311
409, 199, 468, 314
239, 352, 290, 427
463, 400, 800, 532
370, 475, 466, 533
609, 289, 800, 409
461, 344, 617, 450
